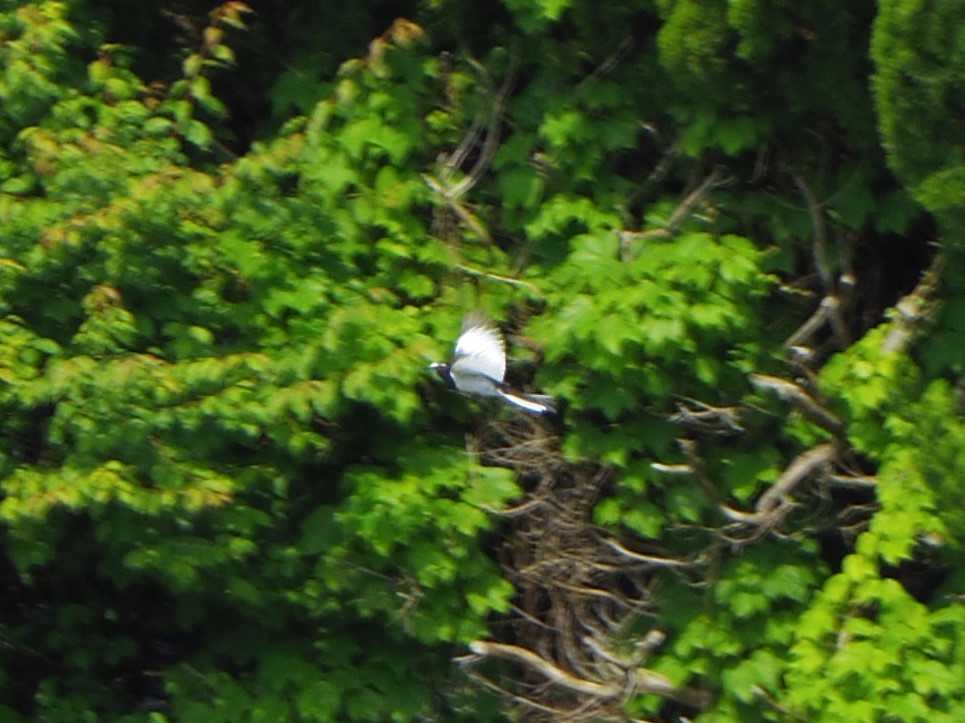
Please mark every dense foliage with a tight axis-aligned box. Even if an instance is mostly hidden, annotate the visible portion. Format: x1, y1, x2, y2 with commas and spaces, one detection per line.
0, 0, 962, 721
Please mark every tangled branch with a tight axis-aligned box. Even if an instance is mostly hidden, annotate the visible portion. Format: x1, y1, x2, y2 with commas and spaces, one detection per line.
461, 417, 709, 720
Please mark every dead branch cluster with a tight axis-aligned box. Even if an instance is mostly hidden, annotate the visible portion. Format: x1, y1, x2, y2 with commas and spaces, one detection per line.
461, 416, 708, 721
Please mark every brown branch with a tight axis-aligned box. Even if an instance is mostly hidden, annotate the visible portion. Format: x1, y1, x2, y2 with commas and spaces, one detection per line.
469, 640, 710, 708
620, 166, 725, 259
423, 174, 492, 243
826, 474, 877, 489
825, 293, 851, 348
598, 537, 696, 569
784, 297, 830, 349
631, 138, 677, 202
629, 629, 667, 665
479, 496, 547, 517
650, 462, 693, 475
677, 438, 724, 506
446, 54, 516, 199
454, 263, 543, 295
881, 252, 944, 353
750, 373, 843, 435
668, 397, 744, 435
470, 641, 620, 697
790, 173, 853, 349
755, 443, 836, 515
667, 167, 726, 232
719, 444, 835, 531
783, 288, 851, 358
578, 36, 633, 85
463, 667, 572, 716
677, 438, 835, 530
581, 635, 629, 685
791, 173, 832, 291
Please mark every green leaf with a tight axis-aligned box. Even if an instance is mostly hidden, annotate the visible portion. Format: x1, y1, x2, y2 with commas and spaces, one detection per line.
184, 119, 213, 148
183, 53, 203, 77
622, 502, 664, 538
499, 166, 543, 209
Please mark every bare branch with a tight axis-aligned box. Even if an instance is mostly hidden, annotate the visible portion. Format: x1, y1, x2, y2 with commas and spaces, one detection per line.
629, 629, 667, 665
581, 635, 629, 671
463, 668, 572, 716
825, 293, 851, 348
446, 56, 516, 199
791, 173, 832, 292
750, 373, 843, 435
755, 443, 836, 515
621, 166, 726, 259
668, 397, 744, 435
667, 167, 727, 232
677, 438, 724, 506
469, 640, 621, 697
469, 640, 709, 709
598, 537, 696, 569
577, 36, 633, 85
454, 263, 543, 296
788, 173, 854, 350
632, 138, 677, 200
423, 173, 492, 243
826, 474, 877, 489
784, 297, 831, 349
881, 252, 944, 353
478, 496, 547, 517
650, 462, 693, 475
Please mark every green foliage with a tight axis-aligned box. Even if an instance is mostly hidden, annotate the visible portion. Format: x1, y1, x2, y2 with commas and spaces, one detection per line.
872, 0, 965, 228
784, 556, 965, 722
625, 543, 823, 721
0, 1, 961, 722
533, 231, 772, 419
807, 317, 965, 719
0, 5, 498, 720
501, 0, 575, 34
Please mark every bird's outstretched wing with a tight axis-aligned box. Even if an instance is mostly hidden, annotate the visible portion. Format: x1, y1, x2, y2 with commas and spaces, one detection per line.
452, 313, 506, 382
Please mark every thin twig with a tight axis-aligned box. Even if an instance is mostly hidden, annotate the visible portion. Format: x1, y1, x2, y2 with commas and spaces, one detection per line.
598, 537, 695, 568
454, 263, 543, 295
791, 173, 832, 291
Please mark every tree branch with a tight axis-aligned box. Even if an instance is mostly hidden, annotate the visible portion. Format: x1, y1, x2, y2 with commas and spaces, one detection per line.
468, 640, 710, 708
755, 443, 836, 515
598, 536, 696, 568
750, 373, 843, 435
620, 167, 725, 259
881, 251, 944, 353
469, 640, 620, 697
791, 172, 832, 292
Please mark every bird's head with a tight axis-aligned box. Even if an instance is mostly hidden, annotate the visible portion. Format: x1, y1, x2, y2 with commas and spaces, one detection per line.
428, 361, 454, 386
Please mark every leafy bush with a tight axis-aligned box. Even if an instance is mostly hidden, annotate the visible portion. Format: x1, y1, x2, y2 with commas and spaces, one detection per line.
0, 1, 962, 721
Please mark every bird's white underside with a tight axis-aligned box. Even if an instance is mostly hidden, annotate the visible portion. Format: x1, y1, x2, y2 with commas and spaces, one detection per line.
449, 370, 502, 397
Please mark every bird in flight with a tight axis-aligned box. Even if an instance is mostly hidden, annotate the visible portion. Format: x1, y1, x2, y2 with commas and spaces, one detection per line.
429, 313, 555, 415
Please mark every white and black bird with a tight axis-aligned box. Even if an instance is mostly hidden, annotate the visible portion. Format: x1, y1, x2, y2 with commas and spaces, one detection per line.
429, 313, 555, 415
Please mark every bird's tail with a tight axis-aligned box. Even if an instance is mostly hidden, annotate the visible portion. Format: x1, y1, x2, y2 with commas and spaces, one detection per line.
497, 389, 556, 415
